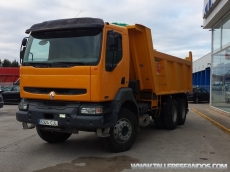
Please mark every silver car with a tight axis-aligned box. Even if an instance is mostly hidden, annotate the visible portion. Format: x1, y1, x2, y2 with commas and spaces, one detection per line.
225, 89, 230, 103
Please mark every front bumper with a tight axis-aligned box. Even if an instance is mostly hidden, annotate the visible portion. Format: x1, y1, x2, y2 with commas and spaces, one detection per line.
16, 101, 115, 131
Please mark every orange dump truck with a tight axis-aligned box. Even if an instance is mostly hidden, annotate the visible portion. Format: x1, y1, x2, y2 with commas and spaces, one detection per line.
16, 18, 192, 152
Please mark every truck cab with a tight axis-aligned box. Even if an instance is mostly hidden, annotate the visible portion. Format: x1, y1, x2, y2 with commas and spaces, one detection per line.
20, 18, 130, 102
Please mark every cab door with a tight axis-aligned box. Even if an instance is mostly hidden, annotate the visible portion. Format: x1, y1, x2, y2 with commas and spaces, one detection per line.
100, 27, 129, 101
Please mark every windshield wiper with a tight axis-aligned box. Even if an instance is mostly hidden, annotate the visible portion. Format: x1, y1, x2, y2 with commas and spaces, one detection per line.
23, 62, 51, 67
23, 61, 88, 68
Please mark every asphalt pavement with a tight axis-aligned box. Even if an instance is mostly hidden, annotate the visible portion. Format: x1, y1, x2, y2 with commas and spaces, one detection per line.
0, 104, 230, 172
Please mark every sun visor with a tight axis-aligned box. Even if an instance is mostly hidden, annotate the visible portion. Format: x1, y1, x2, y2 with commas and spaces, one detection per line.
25, 18, 104, 34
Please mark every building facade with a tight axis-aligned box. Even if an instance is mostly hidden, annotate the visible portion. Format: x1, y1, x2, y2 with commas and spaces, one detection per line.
203, 0, 230, 113
193, 53, 211, 91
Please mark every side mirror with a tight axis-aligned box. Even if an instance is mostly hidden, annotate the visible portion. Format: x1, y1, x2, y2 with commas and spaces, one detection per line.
20, 47, 26, 63
22, 38, 27, 46
20, 37, 28, 64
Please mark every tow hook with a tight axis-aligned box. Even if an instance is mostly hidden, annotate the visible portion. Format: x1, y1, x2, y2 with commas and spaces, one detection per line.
22, 122, 35, 129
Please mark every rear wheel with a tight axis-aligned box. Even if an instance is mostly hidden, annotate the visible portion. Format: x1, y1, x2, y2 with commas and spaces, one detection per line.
36, 127, 72, 143
100, 108, 138, 153
177, 98, 187, 125
162, 98, 178, 130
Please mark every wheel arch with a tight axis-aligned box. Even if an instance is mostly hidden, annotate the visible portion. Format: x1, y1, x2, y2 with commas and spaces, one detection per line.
121, 100, 139, 125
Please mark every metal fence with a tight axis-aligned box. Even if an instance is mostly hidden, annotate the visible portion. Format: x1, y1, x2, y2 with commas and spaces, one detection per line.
0, 82, 14, 89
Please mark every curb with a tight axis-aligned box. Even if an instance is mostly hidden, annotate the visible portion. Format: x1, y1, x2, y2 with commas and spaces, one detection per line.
209, 106, 230, 117
191, 108, 230, 135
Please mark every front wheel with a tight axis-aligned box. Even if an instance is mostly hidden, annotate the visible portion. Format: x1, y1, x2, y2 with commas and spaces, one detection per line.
36, 126, 72, 143
100, 108, 138, 153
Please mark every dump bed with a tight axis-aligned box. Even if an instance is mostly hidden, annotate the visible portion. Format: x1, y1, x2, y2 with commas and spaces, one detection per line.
127, 24, 192, 97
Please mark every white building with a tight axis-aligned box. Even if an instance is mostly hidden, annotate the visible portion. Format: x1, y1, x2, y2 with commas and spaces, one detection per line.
203, 0, 230, 113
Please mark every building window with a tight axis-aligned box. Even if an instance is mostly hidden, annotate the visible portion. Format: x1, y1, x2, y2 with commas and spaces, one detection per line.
222, 12, 230, 49
211, 47, 230, 112
213, 21, 221, 53
105, 31, 122, 71
211, 11, 230, 113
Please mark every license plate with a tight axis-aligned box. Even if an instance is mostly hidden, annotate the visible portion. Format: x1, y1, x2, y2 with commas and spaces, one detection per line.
38, 119, 58, 126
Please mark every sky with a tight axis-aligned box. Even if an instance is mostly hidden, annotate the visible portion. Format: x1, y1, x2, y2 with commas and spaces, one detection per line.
0, 0, 211, 62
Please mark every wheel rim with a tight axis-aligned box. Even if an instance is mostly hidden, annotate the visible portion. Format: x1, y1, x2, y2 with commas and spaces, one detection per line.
114, 118, 132, 143
172, 106, 177, 122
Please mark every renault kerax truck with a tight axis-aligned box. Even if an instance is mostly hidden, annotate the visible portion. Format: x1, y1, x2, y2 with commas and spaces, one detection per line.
16, 18, 192, 152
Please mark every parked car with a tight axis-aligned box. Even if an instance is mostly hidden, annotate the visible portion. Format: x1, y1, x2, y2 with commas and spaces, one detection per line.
0, 94, 4, 108
225, 93, 230, 103
0, 86, 13, 93
186, 87, 210, 103
1, 85, 21, 104
225, 88, 230, 103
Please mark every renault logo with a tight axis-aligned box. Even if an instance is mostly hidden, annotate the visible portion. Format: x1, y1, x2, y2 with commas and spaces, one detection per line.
49, 91, 55, 100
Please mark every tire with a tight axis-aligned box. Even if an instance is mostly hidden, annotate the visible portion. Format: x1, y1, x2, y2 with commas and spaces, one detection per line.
177, 98, 187, 125
36, 126, 72, 143
100, 108, 138, 153
162, 98, 178, 130
194, 97, 199, 103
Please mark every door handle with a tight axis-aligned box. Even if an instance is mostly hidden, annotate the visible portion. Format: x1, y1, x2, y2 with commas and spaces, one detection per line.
121, 77, 125, 84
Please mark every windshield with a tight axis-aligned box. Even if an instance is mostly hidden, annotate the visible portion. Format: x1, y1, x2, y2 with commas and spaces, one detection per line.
23, 29, 102, 67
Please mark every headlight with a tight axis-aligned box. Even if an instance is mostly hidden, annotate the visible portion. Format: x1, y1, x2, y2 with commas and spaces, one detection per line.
80, 107, 103, 114
18, 99, 29, 111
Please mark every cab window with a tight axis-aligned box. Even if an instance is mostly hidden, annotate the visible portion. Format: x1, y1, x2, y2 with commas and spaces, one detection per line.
105, 31, 122, 71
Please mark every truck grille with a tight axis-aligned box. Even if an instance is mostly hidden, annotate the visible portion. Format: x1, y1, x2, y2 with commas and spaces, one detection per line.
24, 87, 87, 95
